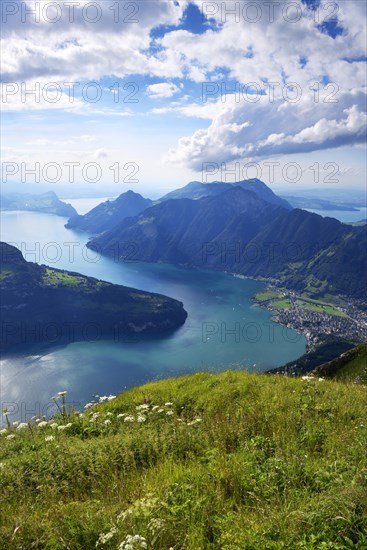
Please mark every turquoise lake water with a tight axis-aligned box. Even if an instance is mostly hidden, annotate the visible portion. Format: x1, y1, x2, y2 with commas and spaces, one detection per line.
0, 208, 306, 421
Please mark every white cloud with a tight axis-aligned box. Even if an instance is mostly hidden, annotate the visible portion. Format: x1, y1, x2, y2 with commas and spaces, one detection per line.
146, 82, 180, 99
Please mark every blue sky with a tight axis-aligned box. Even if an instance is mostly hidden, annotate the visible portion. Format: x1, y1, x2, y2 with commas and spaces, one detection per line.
1, 0, 366, 197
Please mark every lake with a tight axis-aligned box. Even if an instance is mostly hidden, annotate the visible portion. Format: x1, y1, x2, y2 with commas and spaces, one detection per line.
0, 207, 306, 422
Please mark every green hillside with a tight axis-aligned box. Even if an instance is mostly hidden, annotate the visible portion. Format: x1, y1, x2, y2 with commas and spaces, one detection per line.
1, 371, 367, 549
313, 343, 367, 384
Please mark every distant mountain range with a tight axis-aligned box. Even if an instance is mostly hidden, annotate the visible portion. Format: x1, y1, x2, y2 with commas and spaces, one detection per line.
158, 179, 292, 210
65, 190, 153, 234
0, 191, 77, 218
74, 180, 366, 300
0, 242, 187, 352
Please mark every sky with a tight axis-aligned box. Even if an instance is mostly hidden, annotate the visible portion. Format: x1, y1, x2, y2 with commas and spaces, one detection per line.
1, 0, 366, 198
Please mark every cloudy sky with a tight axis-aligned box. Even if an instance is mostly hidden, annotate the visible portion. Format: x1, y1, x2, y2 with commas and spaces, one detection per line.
1, 0, 366, 197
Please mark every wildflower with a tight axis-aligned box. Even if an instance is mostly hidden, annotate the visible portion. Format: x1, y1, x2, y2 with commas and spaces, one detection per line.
104, 419, 112, 425
124, 415, 134, 423
38, 421, 48, 428
50, 422, 58, 429
119, 534, 147, 550
151, 405, 159, 411
16, 423, 28, 431
165, 402, 173, 406
137, 415, 146, 423
136, 404, 149, 411
301, 375, 314, 381
106, 412, 113, 416
0, 428, 8, 435
6, 434, 15, 440
58, 391, 67, 397
12, 421, 20, 427
96, 526, 117, 546
318, 378, 325, 382
0, 463, 4, 469
99, 396, 109, 403
166, 411, 174, 416
157, 409, 164, 413
57, 423, 72, 431
148, 517, 165, 535
45, 435, 55, 442
84, 402, 94, 410
107, 395, 116, 401
117, 413, 127, 418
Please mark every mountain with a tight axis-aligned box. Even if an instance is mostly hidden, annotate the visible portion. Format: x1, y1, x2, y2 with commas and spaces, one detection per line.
159, 178, 292, 210
88, 188, 285, 265
0, 242, 187, 352
88, 187, 367, 299
0, 191, 77, 218
65, 190, 153, 234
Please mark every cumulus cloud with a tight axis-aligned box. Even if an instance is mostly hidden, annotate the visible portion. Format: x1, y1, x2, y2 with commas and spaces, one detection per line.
146, 82, 180, 99
168, 89, 367, 169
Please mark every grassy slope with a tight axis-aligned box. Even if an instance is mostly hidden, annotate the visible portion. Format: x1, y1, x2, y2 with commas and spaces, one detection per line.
1, 371, 367, 549
313, 343, 367, 384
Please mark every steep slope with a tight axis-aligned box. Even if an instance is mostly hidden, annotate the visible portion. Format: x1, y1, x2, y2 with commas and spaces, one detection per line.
159, 178, 292, 210
88, 188, 285, 265
88, 188, 366, 299
0, 242, 187, 352
65, 190, 153, 234
0, 191, 77, 217
1, 371, 367, 548
312, 343, 367, 383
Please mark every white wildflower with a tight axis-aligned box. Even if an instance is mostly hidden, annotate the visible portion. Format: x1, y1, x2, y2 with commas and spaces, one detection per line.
301, 375, 314, 381
104, 419, 112, 426
99, 396, 109, 403
157, 409, 164, 413
12, 421, 19, 427
6, 434, 15, 440
58, 391, 67, 397
119, 534, 147, 550
106, 412, 113, 416
45, 435, 55, 442
151, 406, 159, 411
107, 395, 116, 401
165, 402, 173, 406
0, 428, 7, 435
117, 413, 127, 418
16, 423, 28, 431
96, 526, 117, 546
137, 415, 146, 423
38, 421, 48, 428
124, 415, 134, 423
166, 410, 174, 416
84, 402, 94, 410
318, 378, 325, 381
0, 463, 4, 469
136, 404, 149, 411
148, 517, 165, 535
50, 422, 58, 429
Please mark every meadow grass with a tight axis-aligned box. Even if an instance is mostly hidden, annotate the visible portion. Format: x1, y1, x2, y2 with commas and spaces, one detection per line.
1, 371, 366, 549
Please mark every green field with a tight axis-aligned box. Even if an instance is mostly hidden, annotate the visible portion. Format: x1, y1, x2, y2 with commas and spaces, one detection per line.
1, 371, 366, 549
298, 301, 347, 317
254, 291, 281, 301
